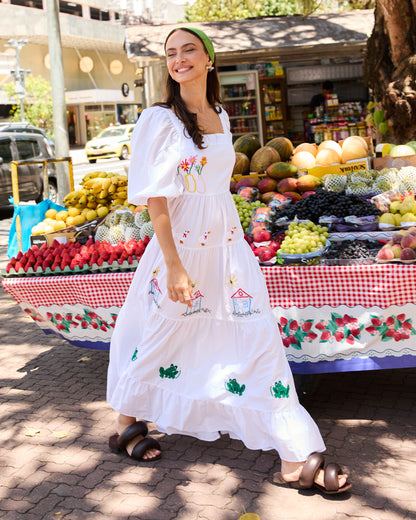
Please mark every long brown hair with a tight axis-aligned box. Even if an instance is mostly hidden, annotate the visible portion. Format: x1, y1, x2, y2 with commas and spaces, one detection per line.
154, 27, 222, 149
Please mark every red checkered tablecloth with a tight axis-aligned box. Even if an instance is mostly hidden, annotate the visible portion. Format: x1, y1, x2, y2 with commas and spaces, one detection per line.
262, 264, 416, 309
3, 264, 416, 310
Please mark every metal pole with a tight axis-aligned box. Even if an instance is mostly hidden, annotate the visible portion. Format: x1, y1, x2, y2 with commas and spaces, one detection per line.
46, 0, 70, 205
6, 39, 28, 122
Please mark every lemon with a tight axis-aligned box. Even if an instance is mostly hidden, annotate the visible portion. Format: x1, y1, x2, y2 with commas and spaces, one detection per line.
53, 220, 67, 231
86, 209, 98, 221
55, 210, 68, 221
68, 207, 81, 217
96, 206, 109, 217
65, 216, 75, 227
45, 208, 58, 219
43, 218, 57, 226
73, 214, 86, 225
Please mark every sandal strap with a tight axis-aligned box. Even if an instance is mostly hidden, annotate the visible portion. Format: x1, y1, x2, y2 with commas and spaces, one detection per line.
299, 452, 325, 488
131, 436, 161, 461
118, 421, 148, 450
324, 462, 341, 492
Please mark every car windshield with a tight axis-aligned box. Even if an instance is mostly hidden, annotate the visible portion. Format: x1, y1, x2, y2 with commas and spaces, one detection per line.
98, 127, 126, 138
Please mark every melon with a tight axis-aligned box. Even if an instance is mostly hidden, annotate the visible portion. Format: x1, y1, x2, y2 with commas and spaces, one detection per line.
390, 144, 415, 157
341, 136, 368, 153
293, 142, 318, 157
315, 148, 341, 166
318, 139, 342, 157
233, 152, 250, 175
291, 150, 316, 169
266, 161, 298, 180
405, 141, 416, 153
341, 141, 367, 163
250, 146, 280, 173
233, 134, 261, 159
265, 137, 294, 162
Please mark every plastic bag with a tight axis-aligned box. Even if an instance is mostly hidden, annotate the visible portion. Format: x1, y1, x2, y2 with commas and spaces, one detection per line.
7, 199, 65, 258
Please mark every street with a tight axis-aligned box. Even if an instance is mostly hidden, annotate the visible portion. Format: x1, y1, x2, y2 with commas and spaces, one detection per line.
69, 151, 130, 188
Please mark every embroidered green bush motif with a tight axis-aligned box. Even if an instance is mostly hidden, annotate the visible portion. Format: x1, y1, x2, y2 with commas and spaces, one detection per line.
159, 364, 180, 379
225, 378, 245, 396
270, 380, 290, 398
131, 348, 138, 361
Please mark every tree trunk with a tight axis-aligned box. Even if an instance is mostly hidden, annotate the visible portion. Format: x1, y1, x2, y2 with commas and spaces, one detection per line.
364, 0, 416, 143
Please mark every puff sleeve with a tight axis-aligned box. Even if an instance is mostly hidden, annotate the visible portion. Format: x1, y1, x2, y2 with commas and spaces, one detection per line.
127, 107, 183, 205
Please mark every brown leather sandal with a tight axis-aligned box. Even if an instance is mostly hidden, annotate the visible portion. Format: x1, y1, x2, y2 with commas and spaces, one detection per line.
274, 452, 352, 495
109, 421, 162, 462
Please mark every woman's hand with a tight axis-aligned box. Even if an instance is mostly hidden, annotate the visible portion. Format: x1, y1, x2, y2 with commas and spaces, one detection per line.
166, 263, 193, 307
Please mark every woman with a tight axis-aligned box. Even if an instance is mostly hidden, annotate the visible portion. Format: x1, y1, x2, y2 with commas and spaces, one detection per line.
107, 27, 351, 495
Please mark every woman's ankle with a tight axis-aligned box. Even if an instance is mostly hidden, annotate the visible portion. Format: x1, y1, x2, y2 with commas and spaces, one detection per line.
116, 414, 136, 433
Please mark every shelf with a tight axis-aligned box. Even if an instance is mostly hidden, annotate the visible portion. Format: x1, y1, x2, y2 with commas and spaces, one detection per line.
223, 96, 256, 102
231, 131, 259, 136
265, 118, 283, 122
229, 115, 258, 120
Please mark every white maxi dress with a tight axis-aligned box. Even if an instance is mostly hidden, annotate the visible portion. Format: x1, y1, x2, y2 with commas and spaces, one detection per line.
107, 106, 325, 462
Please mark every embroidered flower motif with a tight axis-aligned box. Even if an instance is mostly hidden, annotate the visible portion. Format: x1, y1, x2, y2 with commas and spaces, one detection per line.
201, 156, 207, 166
180, 159, 190, 172
189, 155, 197, 164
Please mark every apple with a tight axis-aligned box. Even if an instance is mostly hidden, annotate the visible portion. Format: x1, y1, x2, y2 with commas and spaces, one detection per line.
269, 240, 281, 252
257, 246, 276, 262
252, 228, 271, 243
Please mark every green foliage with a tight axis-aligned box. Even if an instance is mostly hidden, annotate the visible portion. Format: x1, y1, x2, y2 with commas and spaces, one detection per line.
3, 75, 54, 138
184, 0, 373, 22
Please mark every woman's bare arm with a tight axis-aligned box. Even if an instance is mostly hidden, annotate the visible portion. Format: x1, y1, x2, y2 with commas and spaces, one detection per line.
147, 197, 193, 307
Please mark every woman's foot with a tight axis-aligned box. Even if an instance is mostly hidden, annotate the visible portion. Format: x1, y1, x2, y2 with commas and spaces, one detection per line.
116, 416, 161, 461
280, 460, 348, 489
273, 454, 351, 494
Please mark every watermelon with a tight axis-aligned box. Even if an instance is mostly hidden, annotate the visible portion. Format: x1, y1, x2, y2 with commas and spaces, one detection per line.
234, 134, 261, 159
265, 137, 294, 162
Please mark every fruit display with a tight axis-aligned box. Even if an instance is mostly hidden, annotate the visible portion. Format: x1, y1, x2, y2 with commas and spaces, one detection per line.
290, 136, 370, 169
279, 220, 329, 255
31, 171, 136, 237
376, 228, 416, 263
232, 194, 266, 233
94, 207, 154, 245
377, 194, 416, 228
269, 188, 381, 229
5, 237, 147, 277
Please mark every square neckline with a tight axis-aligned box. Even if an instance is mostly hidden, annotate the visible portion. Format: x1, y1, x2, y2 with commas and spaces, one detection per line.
168, 107, 226, 137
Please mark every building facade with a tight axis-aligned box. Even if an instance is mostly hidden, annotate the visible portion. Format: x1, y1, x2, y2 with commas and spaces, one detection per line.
0, 0, 143, 144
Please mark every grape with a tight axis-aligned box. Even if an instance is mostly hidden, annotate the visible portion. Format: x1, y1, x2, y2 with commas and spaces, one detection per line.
280, 220, 329, 255
269, 188, 381, 233
232, 194, 266, 233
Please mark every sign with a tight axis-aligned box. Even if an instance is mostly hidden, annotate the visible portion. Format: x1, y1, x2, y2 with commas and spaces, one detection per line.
121, 82, 129, 97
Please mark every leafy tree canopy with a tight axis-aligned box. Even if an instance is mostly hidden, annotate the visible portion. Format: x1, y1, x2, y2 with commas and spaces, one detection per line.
3, 74, 54, 138
184, 0, 375, 22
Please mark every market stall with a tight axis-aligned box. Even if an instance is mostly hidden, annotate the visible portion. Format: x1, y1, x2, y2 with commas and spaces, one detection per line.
3, 263, 416, 374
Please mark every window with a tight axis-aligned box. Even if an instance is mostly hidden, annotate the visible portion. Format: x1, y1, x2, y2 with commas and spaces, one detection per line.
59, 1, 82, 16
90, 7, 110, 21
15, 139, 40, 160
10, 0, 43, 8
0, 139, 13, 163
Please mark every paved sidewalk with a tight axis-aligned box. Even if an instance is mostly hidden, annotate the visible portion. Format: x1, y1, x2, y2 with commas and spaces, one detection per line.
0, 218, 416, 519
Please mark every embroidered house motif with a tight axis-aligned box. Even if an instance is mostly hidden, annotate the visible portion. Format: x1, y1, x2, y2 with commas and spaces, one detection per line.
231, 288, 253, 316
186, 289, 204, 315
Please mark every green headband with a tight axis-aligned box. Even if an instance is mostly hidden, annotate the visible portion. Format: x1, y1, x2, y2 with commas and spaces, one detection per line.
181, 27, 215, 63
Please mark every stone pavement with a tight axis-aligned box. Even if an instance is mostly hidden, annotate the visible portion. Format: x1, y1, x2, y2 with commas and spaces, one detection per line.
1, 214, 416, 520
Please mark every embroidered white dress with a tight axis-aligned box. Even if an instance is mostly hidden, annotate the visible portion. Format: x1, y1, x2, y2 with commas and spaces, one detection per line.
107, 106, 325, 462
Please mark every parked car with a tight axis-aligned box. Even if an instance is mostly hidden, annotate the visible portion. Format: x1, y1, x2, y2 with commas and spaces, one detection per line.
0, 132, 57, 208
0, 122, 55, 153
85, 124, 135, 163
